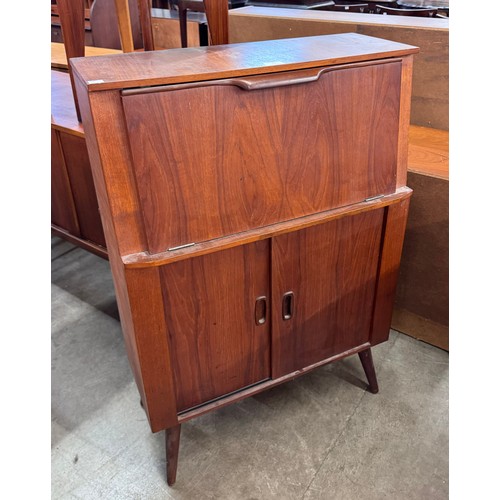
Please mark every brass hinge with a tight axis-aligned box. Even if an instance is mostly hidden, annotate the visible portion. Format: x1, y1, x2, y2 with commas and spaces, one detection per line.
364, 194, 385, 202
167, 243, 196, 252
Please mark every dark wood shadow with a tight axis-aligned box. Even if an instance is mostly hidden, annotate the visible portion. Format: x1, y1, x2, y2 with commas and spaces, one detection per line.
377, 4, 438, 15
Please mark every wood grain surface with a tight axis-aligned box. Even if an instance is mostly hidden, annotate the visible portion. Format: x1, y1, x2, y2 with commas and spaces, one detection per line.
125, 266, 180, 431
51, 129, 80, 235
161, 242, 271, 411
166, 425, 181, 486
138, 0, 155, 51
203, 0, 229, 45
90, 0, 144, 50
271, 209, 384, 378
122, 60, 401, 253
70, 33, 418, 91
57, 0, 86, 120
391, 307, 448, 350
58, 132, 106, 247
51, 42, 122, 70
228, 7, 446, 130
80, 88, 149, 257
370, 197, 410, 346
408, 125, 448, 179
396, 55, 413, 189
151, 14, 203, 49
74, 76, 175, 432
177, 342, 371, 423
121, 188, 412, 268
113, 0, 136, 52
72, 33, 415, 450
395, 172, 448, 326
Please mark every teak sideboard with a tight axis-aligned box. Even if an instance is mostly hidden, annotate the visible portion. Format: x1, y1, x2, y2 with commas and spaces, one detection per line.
71, 33, 418, 484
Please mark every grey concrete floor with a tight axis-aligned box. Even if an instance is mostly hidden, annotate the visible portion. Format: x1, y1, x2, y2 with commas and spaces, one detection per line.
51, 236, 449, 500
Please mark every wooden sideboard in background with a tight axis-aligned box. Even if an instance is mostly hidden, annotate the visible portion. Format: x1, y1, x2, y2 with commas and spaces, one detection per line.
51, 70, 107, 257
393, 126, 448, 350
228, 6, 449, 131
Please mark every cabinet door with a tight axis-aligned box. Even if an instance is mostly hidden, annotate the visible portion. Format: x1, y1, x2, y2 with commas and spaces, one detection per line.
160, 241, 271, 412
271, 210, 384, 378
122, 60, 401, 253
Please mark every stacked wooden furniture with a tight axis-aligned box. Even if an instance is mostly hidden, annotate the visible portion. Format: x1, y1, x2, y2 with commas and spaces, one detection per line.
52, 0, 236, 254
71, 33, 418, 484
51, 71, 108, 256
51, 2, 93, 45
51, 0, 154, 256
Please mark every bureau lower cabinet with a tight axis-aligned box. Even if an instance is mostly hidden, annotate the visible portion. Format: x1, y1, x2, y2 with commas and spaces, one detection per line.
72, 33, 418, 484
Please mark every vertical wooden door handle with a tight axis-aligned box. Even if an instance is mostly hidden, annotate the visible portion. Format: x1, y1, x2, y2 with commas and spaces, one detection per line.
282, 291, 294, 320
255, 296, 267, 326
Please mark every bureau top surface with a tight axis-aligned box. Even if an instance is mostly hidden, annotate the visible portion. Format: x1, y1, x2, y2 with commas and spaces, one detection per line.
71, 32, 418, 92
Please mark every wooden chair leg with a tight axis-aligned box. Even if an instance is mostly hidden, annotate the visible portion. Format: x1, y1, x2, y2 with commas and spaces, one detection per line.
165, 424, 181, 486
358, 348, 379, 394
179, 6, 188, 48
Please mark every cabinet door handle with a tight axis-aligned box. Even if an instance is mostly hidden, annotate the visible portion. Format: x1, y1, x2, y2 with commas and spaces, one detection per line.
255, 296, 267, 326
282, 291, 294, 321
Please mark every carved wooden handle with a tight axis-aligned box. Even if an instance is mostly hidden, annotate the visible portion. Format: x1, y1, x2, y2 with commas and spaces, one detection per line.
255, 296, 267, 326
121, 59, 399, 97
282, 291, 294, 321
224, 66, 331, 90
122, 66, 331, 96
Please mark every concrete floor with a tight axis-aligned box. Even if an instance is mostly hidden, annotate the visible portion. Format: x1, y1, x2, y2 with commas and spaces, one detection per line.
51, 236, 449, 500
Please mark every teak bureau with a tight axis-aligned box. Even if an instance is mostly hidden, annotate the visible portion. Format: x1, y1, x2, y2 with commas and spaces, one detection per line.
71, 33, 418, 484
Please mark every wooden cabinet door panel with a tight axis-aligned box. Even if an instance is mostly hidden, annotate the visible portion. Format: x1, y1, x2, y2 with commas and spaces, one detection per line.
122, 60, 401, 253
59, 132, 106, 247
271, 210, 384, 378
160, 241, 271, 412
51, 129, 80, 235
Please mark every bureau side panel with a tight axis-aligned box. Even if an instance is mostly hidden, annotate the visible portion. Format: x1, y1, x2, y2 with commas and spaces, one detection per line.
121, 61, 401, 253
370, 197, 411, 346
74, 79, 178, 432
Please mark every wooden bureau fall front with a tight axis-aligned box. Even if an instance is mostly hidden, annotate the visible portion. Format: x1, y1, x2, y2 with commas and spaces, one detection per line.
71, 33, 418, 484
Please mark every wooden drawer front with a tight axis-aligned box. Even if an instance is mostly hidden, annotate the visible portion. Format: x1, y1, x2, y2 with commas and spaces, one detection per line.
122, 60, 401, 253
271, 208, 384, 378
160, 240, 271, 412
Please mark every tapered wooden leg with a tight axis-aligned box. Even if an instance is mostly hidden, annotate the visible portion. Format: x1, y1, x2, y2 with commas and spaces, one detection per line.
165, 424, 181, 486
358, 348, 379, 394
